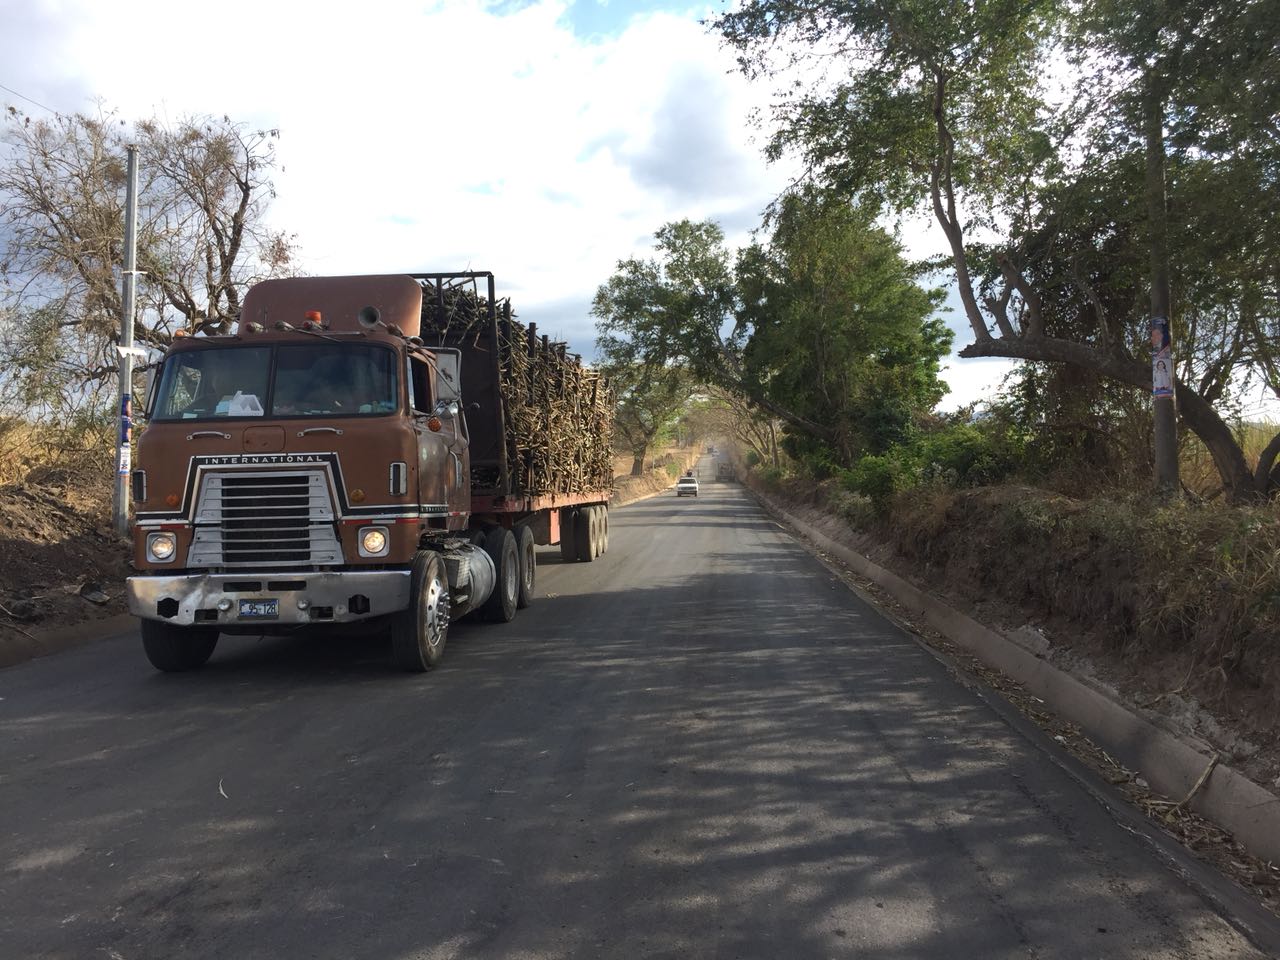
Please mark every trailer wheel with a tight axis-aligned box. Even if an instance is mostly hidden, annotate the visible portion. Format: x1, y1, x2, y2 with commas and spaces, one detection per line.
516, 525, 536, 609
574, 507, 595, 563
600, 506, 610, 555
591, 506, 606, 560
390, 551, 451, 672
481, 527, 519, 622
141, 620, 219, 672
559, 507, 577, 563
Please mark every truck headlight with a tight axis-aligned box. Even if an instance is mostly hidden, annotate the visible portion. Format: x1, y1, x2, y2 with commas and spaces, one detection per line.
147, 532, 177, 563
358, 526, 389, 557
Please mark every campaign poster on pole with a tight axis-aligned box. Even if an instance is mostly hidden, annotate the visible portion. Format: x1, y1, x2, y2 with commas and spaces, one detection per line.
1151, 317, 1174, 399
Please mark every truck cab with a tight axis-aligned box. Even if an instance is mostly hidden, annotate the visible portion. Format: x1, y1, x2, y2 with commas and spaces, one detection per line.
128, 272, 613, 675
128, 275, 490, 671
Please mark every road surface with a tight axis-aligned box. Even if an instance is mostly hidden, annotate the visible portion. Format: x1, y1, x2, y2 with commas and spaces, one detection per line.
1, 462, 1273, 959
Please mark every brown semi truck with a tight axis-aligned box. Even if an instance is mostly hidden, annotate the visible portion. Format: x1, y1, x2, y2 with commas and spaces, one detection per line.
126, 272, 613, 672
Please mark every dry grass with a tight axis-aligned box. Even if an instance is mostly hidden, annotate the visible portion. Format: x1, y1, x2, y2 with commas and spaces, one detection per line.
0, 416, 114, 505
1181, 419, 1279, 498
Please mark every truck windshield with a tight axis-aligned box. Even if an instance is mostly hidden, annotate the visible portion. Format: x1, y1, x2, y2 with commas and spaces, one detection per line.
151, 343, 399, 420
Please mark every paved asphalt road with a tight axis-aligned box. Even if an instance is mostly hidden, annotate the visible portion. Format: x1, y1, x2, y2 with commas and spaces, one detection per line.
1, 459, 1273, 959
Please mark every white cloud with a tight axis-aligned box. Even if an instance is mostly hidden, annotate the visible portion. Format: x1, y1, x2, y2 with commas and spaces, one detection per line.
2, 0, 1011, 407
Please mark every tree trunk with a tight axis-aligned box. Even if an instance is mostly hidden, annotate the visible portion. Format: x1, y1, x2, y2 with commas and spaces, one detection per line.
960, 335, 1256, 501
1254, 431, 1280, 495
630, 452, 647, 476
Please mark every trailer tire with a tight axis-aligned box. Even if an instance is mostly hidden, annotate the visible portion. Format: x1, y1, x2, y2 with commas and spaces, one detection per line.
590, 505, 604, 558
600, 505, 609, 554
481, 527, 519, 622
559, 507, 577, 563
574, 507, 594, 563
516, 525, 536, 609
595, 506, 607, 558
141, 620, 219, 672
390, 551, 451, 672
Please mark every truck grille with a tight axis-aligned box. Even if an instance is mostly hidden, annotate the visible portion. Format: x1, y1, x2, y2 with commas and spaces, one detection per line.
188, 470, 341, 568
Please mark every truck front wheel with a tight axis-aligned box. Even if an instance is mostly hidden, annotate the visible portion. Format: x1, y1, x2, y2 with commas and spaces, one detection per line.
481, 527, 519, 622
390, 551, 451, 672
141, 620, 219, 672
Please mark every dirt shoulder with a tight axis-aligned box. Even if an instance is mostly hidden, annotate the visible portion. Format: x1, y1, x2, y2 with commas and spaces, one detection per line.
0, 476, 131, 661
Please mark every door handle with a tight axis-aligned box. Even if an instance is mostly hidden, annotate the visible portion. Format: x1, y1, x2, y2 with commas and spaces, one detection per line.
187, 431, 231, 440
297, 427, 344, 437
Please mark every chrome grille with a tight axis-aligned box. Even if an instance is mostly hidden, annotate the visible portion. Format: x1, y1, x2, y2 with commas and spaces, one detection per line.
189, 470, 341, 568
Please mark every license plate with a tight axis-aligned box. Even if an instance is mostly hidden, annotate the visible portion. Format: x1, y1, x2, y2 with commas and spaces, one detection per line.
238, 599, 279, 619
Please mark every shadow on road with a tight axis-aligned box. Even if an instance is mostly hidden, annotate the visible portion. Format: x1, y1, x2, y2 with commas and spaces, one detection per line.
0, 494, 1244, 959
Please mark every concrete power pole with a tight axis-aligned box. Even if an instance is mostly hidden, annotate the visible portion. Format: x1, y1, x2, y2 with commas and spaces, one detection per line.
112, 145, 140, 537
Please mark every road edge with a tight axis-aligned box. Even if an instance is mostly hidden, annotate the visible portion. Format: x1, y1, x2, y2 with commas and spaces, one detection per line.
749, 486, 1280, 869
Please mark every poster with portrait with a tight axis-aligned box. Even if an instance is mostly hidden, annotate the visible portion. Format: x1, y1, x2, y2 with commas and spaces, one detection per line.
1151, 317, 1174, 399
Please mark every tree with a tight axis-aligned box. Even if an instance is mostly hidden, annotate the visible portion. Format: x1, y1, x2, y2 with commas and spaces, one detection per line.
593, 202, 950, 471
592, 219, 837, 442
714, 0, 1280, 499
0, 107, 295, 423
604, 361, 694, 475
737, 191, 951, 465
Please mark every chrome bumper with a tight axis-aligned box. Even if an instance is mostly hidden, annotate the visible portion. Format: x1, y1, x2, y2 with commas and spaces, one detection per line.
127, 570, 412, 627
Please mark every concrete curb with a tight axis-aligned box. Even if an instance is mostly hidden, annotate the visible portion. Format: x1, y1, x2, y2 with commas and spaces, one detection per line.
753, 489, 1280, 867
0, 612, 136, 671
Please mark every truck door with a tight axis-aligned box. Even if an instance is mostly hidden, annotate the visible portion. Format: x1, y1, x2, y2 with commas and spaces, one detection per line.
408, 351, 470, 524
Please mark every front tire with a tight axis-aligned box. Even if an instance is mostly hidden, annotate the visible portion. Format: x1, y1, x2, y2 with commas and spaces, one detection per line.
391, 551, 451, 672
515, 525, 536, 609
141, 619, 219, 672
481, 527, 519, 622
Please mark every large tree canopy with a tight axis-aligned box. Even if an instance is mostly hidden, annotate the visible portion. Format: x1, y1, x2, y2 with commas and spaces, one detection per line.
593, 200, 949, 468
713, 0, 1280, 499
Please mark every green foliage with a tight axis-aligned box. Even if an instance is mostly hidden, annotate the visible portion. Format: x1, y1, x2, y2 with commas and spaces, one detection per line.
713, 0, 1280, 499
593, 197, 951, 475
843, 454, 904, 509
739, 191, 952, 462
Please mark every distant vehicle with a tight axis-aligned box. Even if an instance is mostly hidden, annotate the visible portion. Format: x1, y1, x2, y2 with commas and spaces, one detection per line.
716, 462, 733, 481
675, 476, 700, 497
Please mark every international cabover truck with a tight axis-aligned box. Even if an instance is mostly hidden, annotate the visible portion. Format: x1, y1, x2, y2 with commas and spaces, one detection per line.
126, 272, 614, 673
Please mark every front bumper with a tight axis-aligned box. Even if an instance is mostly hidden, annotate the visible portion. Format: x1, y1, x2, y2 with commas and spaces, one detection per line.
127, 570, 412, 627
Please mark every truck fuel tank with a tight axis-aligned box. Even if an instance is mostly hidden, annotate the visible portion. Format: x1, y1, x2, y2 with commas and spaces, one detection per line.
440, 541, 496, 619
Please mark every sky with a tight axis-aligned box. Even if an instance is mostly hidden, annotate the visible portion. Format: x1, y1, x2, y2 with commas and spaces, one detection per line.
0, 0, 1014, 411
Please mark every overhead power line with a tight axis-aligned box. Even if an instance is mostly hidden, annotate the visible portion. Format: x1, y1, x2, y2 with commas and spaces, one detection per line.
0, 81, 59, 116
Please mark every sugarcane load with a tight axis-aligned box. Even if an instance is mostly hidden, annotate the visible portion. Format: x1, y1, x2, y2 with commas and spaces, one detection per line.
126, 272, 614, 672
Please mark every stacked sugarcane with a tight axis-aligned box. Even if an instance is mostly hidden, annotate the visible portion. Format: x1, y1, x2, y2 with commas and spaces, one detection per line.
419, 283, 613, 497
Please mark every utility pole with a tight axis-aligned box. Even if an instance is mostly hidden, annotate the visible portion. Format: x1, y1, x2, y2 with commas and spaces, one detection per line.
1145, 71, 1178, 497
112, 145, 140, 537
